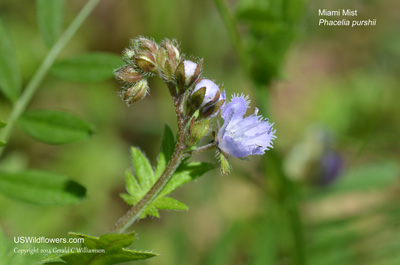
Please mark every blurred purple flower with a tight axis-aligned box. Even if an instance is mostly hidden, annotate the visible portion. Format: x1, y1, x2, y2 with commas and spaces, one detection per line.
320, 151, 343, 185
216, 95, 276, 158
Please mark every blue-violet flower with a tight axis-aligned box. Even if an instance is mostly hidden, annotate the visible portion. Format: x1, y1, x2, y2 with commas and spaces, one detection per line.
216, 95, 276, 158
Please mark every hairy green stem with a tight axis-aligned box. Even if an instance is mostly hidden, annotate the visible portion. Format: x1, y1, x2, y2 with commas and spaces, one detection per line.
189, 142, 215, 155
110, 93, 189, 234
0, 0, 101, 158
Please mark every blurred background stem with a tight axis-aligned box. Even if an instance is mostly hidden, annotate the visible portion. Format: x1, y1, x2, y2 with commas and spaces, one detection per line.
0, 0, 101, 158
213, 0, 305, 264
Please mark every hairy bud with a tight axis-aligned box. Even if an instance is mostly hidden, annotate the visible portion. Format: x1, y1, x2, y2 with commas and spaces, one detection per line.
187, 117, 210, 146
161, 39, 180, 65
132, 37, 158, 54
115, 65, 143, 83
134, 51, 157, 73
176, 60, 201, 92
121, 79, 149, 106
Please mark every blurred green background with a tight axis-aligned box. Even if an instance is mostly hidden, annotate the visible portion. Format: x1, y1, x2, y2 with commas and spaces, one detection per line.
1, 0, 400, 264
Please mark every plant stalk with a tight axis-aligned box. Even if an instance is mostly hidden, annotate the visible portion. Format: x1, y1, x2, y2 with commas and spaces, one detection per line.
110, 93, 189, 234
0, 0, 101, 158
189, 142, 215, 155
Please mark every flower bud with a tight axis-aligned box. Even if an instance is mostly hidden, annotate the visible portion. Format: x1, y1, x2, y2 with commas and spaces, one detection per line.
115, 65, 143, 83
192, 79, 220, 108
176, 60, 201, 92
189, 79, 225, 119
132, 37, 158, 54
134, 51, 157, 73
121, 79, 149, 106
161, 39, 180, 65
187, 117, 210, 146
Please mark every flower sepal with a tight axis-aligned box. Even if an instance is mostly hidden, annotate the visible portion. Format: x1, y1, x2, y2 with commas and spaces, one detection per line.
218, 152, 231, 175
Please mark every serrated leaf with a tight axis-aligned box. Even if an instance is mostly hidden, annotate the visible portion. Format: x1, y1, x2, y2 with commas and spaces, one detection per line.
42, 232, 157, 265
125, 170, 141, 202
120, 193, 135, 205
50, 53, 124, 82
153, 197, 188, 211
142, 206, 160, 218
122, 149, 215, 219
0, 170, 86, 205
131, 147, 155, 191
36, 0, 64, 47
18, 109, 94, 145
154, 125, 175, 178
161, 161, 217, 196
0, 17, 21, 102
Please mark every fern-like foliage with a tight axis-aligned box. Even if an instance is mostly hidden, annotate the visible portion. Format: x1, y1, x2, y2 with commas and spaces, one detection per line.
120, 125, 216, 219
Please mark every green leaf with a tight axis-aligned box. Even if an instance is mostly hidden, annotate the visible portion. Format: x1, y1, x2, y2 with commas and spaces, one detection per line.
18, 109, 94, 145
142, 205, 160, 218
0, 120, 6, 128
42, 232, 157, 265
124, 170, 141, 202
0, 140, 6, 147
161, 161, 217, 196
153, 197, 188, 211
0, 17, 21, 102
0, 170, 86, 205
36, 0, 64, 47
154, 125, 175, 177
131, 147, 155, 191
121, 147, 216, 219
50, 53, 124, 82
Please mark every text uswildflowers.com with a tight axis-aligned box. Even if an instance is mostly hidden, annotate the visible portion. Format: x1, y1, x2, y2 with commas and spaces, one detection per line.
14, 236, 84, 244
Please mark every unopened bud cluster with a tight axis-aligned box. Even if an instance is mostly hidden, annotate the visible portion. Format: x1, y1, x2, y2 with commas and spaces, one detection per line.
115, 37, 182, 105
115, 37, 225, 121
